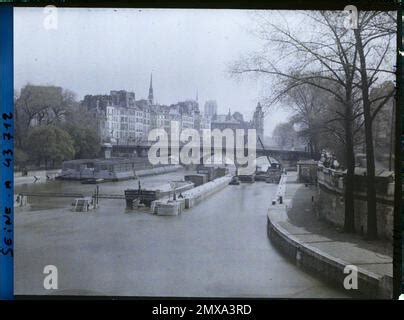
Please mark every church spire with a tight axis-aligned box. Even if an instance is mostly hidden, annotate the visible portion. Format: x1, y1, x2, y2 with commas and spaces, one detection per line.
148, 73, 154, 105
226, 108, 232, 121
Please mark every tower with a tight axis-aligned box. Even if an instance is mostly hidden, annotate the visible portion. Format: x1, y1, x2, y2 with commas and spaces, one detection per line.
226, 108, 232, 121
204, 100, 218, 119
148, 73, 154, 105
253, 102, 264, 142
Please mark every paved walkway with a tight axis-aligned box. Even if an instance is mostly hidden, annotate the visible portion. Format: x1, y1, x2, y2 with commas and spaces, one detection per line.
278, 172, 392, 279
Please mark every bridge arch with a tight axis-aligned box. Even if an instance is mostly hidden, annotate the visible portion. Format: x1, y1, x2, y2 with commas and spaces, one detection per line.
105, 143, 315, 169
199, 151, 236, 166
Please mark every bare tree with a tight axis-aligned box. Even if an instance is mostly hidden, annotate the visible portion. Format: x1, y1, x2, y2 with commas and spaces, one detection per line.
284, 82, 337, 157
230, 11, 359, 232
352, 11, 396, 239
272, 121, 298, 150
230, 10, 396, 237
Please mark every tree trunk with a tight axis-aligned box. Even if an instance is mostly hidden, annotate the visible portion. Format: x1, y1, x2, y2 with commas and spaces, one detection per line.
309, 141, 313, 158
354, 28, 378, 239
312, 132, 319, 159
344, 100, 356, 233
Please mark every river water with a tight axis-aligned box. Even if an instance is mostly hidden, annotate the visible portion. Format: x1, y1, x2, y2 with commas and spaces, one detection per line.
14, 168, 348, 297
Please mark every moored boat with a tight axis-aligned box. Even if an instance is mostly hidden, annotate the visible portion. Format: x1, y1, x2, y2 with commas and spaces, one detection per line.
81, 178, 105, 184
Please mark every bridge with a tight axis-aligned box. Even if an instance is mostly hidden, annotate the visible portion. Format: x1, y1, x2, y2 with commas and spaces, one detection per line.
103, 143, 316, 167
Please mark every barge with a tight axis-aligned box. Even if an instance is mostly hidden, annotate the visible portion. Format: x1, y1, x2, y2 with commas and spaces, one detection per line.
58, 158, 137, 181
124, 180, 194, 208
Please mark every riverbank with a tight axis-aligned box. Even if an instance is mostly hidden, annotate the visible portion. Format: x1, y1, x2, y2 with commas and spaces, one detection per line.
14, 169, 61, 186
14, 165, 183, 186
267, 172, 392, 299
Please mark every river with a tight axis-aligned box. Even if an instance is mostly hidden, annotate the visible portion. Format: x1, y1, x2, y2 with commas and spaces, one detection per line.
14, 168, 348, 297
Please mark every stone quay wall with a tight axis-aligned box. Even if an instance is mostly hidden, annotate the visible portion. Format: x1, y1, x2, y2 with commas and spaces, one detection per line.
316, 165, 394, 240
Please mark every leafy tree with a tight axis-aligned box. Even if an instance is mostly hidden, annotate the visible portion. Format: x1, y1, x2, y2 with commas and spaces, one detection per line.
25, 126, 75, 168
15, 84, 101, 165
64, 124, 100, 159
15, 85, 77, 148
14, 147, 29, 169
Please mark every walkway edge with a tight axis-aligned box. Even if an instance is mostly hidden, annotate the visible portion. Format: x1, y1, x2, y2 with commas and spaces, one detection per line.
267, 210, 393, 299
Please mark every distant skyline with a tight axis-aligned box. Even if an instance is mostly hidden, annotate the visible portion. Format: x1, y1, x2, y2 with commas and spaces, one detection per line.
14, 7, 291, 135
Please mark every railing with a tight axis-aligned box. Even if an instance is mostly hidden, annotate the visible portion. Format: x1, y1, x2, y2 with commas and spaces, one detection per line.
317, 165, 345, 191
317, 164, 394, 199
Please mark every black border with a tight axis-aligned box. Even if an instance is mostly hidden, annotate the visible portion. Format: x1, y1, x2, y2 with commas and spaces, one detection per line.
0, 0, 401, 302
3, 0, 401, 10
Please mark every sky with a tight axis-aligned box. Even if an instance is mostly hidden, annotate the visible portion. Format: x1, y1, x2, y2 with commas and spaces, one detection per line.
14, 7, 294, 136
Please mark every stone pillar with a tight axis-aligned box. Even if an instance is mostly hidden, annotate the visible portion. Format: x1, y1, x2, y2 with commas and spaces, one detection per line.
140, 149, 148, 158
103, 143, 112, 159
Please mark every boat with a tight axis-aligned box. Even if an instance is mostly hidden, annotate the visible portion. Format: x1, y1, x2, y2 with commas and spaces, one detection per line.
71, 197, 96, 212
238, 174, 255, 183
60, 158, 137, 181
81, 178, 105, 184
124, 180, 194, 208
229, 176, 240, 185
266, 164, 282, 184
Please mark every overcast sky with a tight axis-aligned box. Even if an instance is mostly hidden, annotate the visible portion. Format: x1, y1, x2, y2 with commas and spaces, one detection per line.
14, 8, 298, 136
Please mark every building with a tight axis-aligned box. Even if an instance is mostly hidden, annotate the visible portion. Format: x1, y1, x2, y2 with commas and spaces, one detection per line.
81, 76, 267, 146
83, 86, 264, 147
83, 90, 142, 144
110, 90, 136, 107
82, 76, 210, 144
211, 109, 248, 133
204, 100, 218, 120
194, 109, 211, 132
252, 102, 264, 142
210, 103, 265, 143
372, 96, 394, 169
